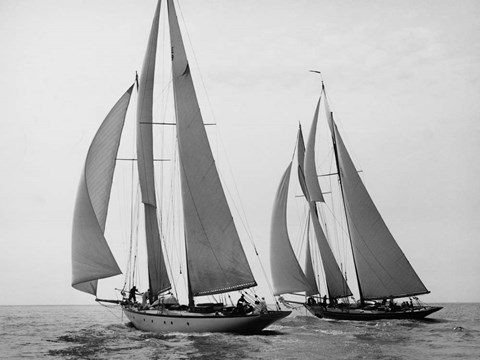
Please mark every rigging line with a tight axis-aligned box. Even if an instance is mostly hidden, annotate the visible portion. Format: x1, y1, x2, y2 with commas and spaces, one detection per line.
98, 301, 124, 321
124, 160, 136, 291
214, 134, 255, 243
216, 165, 276, 297
323, 86, 366, 183
170, 148, 184, 279
328, 153, 349, 279
124, 87, 140, 291
152, 120, 170, 293
175, 0, 217, 126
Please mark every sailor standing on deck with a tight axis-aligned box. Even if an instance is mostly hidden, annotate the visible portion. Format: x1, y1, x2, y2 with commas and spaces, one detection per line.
128, 286, 139, 303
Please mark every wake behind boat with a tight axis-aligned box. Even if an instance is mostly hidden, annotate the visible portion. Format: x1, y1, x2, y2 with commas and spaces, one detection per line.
71, 0, 289, 334
269, 79, 441, 321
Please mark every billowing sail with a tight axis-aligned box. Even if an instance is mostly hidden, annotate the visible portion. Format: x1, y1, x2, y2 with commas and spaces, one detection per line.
167, 0, 256, 296
300, 121, 352, 298
309, 204, 352, 298
297, 125, 309, 200
304, 219, 320, 296
270, 163, 312, 295
325, 97, 429, 300
72, 85, 133, 295
136, 0, 171, 296
304, 95, 325, 203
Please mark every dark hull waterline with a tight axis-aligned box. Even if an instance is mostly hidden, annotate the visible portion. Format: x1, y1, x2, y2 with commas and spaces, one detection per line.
305, 304, 443, 321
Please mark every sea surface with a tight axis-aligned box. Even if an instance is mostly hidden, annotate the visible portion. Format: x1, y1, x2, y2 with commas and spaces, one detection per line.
0, 303, 478, 359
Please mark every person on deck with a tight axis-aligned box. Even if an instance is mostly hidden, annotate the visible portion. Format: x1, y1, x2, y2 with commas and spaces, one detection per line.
236, 294, 249, 313
141, 289, 150, 308
259, 297, 268, 314
128, 286, 139, 303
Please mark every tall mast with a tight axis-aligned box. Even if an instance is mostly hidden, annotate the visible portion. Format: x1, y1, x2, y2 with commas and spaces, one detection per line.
323, 83, 364, 305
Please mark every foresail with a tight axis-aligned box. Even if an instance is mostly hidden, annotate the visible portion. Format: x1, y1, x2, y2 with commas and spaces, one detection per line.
167, 0, 256, 296
71, 86, 133, 295
304, 95, 325, 203
309, 204, 353, 298
270, 163, 312, 296
325, 98, 429, 300
296, 125, 309, 200
136, 0, 171, 296
304, 221, 320, 296
299, 123, 352, 298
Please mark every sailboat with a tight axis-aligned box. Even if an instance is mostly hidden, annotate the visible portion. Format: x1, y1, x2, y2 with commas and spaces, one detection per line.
71, 0, 290, 334
270, 79, 442, 321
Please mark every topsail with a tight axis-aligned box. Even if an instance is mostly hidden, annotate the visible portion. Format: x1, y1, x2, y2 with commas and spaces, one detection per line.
168, 0, 256, 297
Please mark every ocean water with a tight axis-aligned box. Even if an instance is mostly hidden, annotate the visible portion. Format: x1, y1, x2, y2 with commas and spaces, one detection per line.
0, 303, 478, 359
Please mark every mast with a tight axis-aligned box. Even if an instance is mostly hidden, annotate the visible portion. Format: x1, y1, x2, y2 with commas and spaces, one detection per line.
324, 83, 364, 304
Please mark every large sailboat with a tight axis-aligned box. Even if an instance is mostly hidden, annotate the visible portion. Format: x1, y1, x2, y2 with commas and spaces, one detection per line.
270, 79, 442, 321
71, 0, 290, 333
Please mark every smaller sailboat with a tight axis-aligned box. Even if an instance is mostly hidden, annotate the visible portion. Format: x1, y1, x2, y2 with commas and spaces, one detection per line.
72, 0, 290, 334
270, 79, 442, 321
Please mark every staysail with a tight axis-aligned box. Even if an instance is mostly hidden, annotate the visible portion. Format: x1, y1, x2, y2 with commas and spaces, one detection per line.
296, 125, 309, 200
136, 0, 171, 296
167, 0, 256, 297
303, 219, 320, 296
300, 124, 352, 299
270, 163, 312, 295
72, 85, 133, 295
325, 95, 429, 300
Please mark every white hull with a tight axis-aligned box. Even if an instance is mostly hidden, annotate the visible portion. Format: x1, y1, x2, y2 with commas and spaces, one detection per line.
123, 307, 290, 334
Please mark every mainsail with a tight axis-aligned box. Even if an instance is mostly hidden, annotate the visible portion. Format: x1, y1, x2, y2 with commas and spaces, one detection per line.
71, 86, 133, 295
167, 0, 256, 297
136, 0, 171, 296
325, 94, 429, 300
270, 163, 312, 295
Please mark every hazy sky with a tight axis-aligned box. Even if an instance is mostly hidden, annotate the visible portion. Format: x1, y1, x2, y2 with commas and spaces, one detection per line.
1, 0, 479, 305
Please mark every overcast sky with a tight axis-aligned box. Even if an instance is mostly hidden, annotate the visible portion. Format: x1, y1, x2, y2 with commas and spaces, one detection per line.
1, 0, 479, 305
